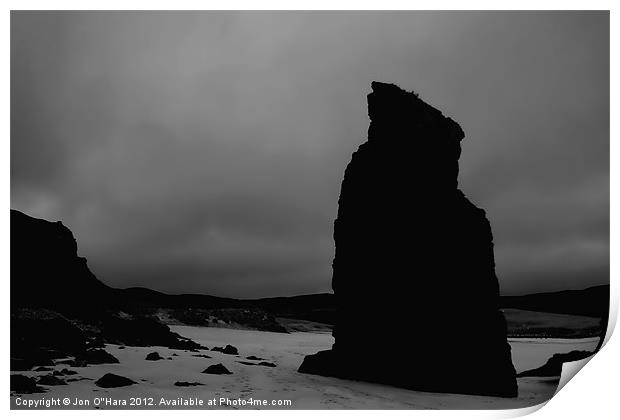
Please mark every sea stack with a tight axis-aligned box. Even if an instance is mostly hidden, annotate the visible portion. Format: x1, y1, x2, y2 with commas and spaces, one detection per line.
298, 82, 518, 397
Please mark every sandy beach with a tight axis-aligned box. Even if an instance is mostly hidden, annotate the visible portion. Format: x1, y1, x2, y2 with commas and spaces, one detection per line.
10, 325, 599, 410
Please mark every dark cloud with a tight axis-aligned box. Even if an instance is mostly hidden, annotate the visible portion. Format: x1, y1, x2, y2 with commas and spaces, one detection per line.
11, 11, 609, 297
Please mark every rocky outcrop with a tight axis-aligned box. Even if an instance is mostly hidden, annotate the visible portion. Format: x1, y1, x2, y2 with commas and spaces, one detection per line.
298, 82, 518, 397
11, 308, 87, 371
517, 351, 593, 377
76, 349, 119, 365
10, 210, 205, 369
11, 375, 45, 394
37, 374, 67, 386
10, 210, 113, 313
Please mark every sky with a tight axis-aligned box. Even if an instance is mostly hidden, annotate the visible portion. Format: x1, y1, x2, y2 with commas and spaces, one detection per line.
11, 11, 609, 298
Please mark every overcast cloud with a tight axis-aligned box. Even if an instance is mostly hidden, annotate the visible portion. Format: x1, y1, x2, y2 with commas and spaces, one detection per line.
11, 11, 609, 297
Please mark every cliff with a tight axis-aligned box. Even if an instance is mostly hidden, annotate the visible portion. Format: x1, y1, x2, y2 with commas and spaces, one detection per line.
10, 209, 113, 314
10, 210, 202, 372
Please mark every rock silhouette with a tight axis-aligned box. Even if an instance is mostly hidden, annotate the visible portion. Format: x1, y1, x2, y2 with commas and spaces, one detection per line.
11, 375, 45, 394
76, 349, 119, 365
517, 351, 593, 377
202, 363, 232, 375
95, 373, 137, 388
145, 352, 164, 361
174, 381, 204, 387
211, 344, 239, 355
258, 361, 277, 367
37, 374, 67, 386
298, 82, 518, 397
10, 210, 113, 314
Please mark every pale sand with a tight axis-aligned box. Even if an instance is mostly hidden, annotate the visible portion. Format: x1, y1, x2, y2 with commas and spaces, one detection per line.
11, 325, 599, 409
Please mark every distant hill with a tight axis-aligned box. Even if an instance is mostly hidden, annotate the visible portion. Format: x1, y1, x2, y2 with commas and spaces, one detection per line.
500, 285, 609, 318
112, 287, 335, 327
114, 285, 609, 327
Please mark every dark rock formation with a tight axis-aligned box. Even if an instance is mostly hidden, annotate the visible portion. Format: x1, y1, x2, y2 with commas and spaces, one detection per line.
246, 355, 266, 361
211, 344, 238, 355
202, 363, 232, 375
11, 375, 45, 394
100, 315, 203, 350
517, 351, 593, 377
76, 349, 119, 365
10, 210, 113, 314
192, 354, 212, 359
95, 373, 137, 388
174, 381, 204, 387
258, 362, 276, 367
11, 359, 37, 371
37, 374, 67, 386
145, 352, 164, 361
10, 309, 86, 372
10, 210, 203, 364
298, 82, 517, 397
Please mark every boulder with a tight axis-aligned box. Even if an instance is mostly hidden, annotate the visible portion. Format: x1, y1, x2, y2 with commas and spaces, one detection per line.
37, 374, 67, 386
77, 349, 119, 365
258, 362, 276, 367
211, 344, 238, 355
174, 381, 204, 387
145, 352, 163, 361
11, 375, 45, 394
202, 363, 232, 375
95, 373, 137, 388
298, 82, 518, 398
